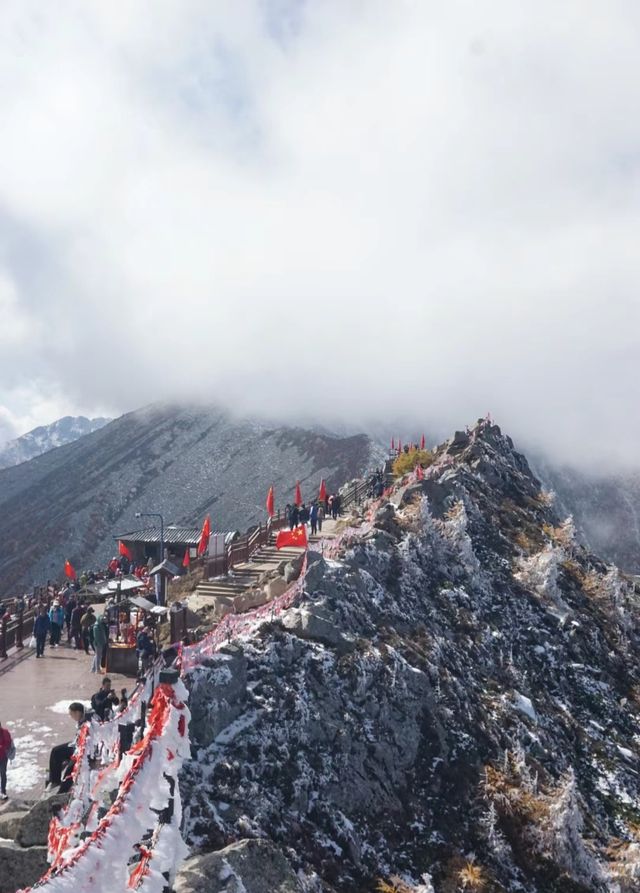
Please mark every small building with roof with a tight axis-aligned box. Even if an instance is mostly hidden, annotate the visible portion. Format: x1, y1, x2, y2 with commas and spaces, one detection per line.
114, 525, 239, 567
114, 525, 201, 567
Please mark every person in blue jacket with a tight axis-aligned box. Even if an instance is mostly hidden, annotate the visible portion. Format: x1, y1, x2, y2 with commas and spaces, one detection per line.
33, 606, 51, 658
48, 600, 65, 647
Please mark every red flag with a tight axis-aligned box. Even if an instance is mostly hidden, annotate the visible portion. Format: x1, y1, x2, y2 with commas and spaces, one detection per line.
319, 479, 327, 502
416, 465, 425, 480
64, 559, 76, 581
182, 549, 191, 569
118, 540, 133, 560
391, 437, 395, 451
420, 433, 426, 450
294, 481, 302, 507
266, 485, 275, 518
197, 515, 211, 556
276, 526, 308, 550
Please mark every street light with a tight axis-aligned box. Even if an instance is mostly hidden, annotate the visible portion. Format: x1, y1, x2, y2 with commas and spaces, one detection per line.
135, 511, 165, 564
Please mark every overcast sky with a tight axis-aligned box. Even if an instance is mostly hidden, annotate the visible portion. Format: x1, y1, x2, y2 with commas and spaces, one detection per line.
1, 1, 639, 469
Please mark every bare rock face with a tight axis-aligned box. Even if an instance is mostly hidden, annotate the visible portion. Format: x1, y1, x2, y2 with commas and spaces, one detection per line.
0, 842, 49, 892
16, 793, 69, 848
0, 811, 29, 842
174, 839, 303, 893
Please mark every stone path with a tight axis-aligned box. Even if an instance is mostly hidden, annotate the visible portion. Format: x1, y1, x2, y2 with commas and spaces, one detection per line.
0, 641, 128, 802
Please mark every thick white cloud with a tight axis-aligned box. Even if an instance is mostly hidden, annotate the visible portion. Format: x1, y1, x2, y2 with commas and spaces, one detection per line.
1, 1, 639, 466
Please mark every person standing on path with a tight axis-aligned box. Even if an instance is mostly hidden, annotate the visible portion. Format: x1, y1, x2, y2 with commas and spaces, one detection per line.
0, 722, 13, 800
309, 502, 319, 536
70, 601, 85, 650
317, 502, 324, 532
48, 600, 64, 647
64, 594, 76, 643
92, 613, 109, 673
289, 503, 299, 529
80, 607, 95, 654
33, 606, 50, 658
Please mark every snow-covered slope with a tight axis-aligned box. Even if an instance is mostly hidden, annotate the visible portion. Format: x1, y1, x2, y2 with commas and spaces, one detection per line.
0, 416, 110, 470
182, 421, 640, 892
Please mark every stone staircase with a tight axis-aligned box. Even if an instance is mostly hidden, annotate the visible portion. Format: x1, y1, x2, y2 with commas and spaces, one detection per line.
191, 524, 337, 610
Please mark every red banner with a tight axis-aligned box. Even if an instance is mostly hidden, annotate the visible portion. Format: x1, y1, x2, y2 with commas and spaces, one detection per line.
276, 526, 308, 550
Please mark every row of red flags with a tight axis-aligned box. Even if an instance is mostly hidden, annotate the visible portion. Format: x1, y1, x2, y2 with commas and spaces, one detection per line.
392, 434, 426, 452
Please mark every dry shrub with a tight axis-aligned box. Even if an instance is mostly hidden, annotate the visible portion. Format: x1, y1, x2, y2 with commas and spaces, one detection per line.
393, 449, 434, 477
458, 861, 487, 890
514, 530, 538, 554
482, 764, 549, 825
543, 523, 574, 548
440, 855, 491, 893
377, 877, 415, 893
560, 559, 585, 585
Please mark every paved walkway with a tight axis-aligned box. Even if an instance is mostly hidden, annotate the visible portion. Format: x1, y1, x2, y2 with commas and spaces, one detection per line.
0, 641, 128, 802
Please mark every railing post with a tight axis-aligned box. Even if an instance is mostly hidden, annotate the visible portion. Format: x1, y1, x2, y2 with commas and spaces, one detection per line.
0, 616, 7, 660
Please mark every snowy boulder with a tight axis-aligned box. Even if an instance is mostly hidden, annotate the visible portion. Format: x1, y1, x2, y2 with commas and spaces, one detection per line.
264, 576, 289, 601
301, 554, 329, 593
0, 841, 48, 889
174, 839, 303, 893
511, 691, 538, 722
375, 503, 395, 525
16, 793, 68, 847
283, 554, 305, 583
281, 603, 356, 655
0, 810, 29, 841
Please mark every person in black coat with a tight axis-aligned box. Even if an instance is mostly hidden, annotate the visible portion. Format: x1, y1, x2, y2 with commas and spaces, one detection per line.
90, 677, 119, 721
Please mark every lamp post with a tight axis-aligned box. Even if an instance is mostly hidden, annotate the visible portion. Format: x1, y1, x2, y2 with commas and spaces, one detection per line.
135, 512, 165, 564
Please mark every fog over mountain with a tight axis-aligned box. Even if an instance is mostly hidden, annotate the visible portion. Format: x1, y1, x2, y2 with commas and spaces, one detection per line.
1, 2, 640, 469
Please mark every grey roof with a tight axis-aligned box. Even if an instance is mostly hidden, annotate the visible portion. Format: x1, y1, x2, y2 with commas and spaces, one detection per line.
149, 559, 180, 577
114, 526, 201, 546
114, 526, 240, 547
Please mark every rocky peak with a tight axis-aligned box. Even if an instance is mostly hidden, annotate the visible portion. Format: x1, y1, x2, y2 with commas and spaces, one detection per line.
181, 423, 640, 892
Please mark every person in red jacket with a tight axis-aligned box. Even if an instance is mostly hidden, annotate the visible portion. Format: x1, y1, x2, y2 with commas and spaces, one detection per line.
0, 722, 13, 800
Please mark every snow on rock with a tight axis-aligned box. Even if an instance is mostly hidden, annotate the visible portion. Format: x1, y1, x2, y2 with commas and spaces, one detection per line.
181, 420, 640, 892
511, 691, 537, 722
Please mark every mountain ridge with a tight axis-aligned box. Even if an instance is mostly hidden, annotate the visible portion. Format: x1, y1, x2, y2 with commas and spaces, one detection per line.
0, 415, 111, 470
181, 420, 640, 892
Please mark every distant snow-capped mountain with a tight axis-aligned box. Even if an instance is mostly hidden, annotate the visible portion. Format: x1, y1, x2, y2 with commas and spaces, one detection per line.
0, 416, 111, 470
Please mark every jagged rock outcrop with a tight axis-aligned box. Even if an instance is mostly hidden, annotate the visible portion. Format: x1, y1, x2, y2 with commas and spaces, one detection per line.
182, 421, 640, 892
174, 839, 303, 893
